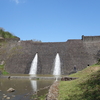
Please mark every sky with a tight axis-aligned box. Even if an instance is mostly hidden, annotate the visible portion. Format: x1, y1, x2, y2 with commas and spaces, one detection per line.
0, 0, 100, 42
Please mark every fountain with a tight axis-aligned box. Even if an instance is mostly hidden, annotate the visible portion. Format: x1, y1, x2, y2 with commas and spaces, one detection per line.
53, 53, 61, 76
29, 53, 38, 75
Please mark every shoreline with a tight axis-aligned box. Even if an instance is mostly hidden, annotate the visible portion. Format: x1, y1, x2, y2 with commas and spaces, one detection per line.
0, 75, 62, 80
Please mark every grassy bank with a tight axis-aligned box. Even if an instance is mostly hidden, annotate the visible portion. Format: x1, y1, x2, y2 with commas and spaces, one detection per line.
58, 65, 100, 100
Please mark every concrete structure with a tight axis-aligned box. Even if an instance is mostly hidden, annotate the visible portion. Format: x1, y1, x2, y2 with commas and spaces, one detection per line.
82, 35, 100, 42
1, 35, 100, 75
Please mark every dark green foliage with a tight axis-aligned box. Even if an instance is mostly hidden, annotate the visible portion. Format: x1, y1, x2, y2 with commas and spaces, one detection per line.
79, 70, 100, 100
0, 28, 17, 39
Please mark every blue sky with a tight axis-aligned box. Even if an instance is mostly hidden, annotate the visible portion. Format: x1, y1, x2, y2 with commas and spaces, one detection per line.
0, 0, 100, 42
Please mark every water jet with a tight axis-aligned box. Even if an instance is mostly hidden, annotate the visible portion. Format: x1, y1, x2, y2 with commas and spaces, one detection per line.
29, 53, 38, 75
53, 53, 61, 76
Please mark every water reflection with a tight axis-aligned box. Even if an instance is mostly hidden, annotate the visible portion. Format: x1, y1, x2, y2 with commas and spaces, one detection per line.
29, 75, 37, 92
30, 80, 37, 92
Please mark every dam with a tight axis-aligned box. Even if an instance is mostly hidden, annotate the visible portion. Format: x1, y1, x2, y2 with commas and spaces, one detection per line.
2, 35, 100, 75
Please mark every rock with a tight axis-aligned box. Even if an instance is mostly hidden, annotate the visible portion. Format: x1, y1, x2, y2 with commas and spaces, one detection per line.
12, 95, 15, 97
61, 76, 77, 81
8, 76, 11, 79
1, 61, 5, 65
6, 97, 10, 99
3, 95, 7, 98
7, 88, 15, 92
46, 81, 59, 100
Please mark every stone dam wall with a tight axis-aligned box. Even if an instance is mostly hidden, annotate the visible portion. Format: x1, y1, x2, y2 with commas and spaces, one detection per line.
0, 35, 100, 75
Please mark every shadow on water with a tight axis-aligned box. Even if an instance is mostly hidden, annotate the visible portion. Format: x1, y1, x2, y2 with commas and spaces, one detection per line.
0, 76, 54, 100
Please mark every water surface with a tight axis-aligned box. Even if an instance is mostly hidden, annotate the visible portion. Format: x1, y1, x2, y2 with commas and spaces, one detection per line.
0, 78, 54, 100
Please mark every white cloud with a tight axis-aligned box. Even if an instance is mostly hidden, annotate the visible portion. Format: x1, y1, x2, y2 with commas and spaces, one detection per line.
10, 0, 26, 4
13, 0, 19, 4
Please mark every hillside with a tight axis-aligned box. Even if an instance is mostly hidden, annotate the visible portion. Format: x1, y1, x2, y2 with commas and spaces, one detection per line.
0, 28, 18, 39
58, 64, 100, 100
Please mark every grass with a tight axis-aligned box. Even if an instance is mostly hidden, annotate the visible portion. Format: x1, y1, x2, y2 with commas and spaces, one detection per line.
58, 64, 100, 100
32, 94, 46, 100
2, 70, 9, 75
0, 65, 9, 75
